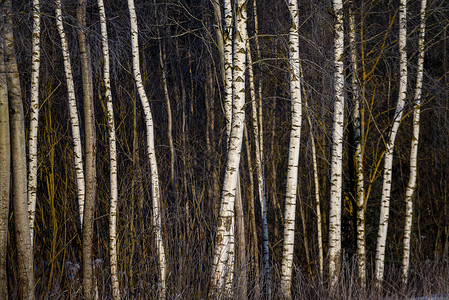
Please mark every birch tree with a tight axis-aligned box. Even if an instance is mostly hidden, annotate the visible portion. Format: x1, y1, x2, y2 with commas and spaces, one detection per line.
0, 18, 10, 299
247, 40, 271, 297
222, 0, 233, 141
27, 0, 41, 247
349, 2, 366, 286
375, 0, 408, 287
210, 0, 247, 296
252, 1, 272, 292
55, 0, 85, 227
128, 0, 167, 297
4, 0, 35, 297
329, 0, 345, 288
280, 0, 302, 296
97, 0, 120, 297
401, 0, 427, 286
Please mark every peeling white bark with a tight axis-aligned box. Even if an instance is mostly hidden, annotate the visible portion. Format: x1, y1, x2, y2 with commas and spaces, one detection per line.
27, 0, 41, 247
329, 0, 345, 288
128, 0, 167, 297
281, 0, 302, 296
349, 4, 366, 286
402, 0, 427, 286
211, 0, 247, 296
223, 0, 233, 141
97, 0, 120, 297
55, 0, 85, 227
375, 0, 408, 287
247, 40, 271, 297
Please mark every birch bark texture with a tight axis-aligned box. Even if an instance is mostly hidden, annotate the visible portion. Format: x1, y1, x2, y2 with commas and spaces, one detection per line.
210, 0, 234, 293
27, 0, 41, 247
280, 0, 302, 296
96, 0, 120, 297
349, 3, 366, 286
401, 0, 427, 285
329, 0, 345, 288
4, 0, 35, 297
222, 0, 233, 141
247, 39, 271, 298
375, 0, 408, 286
55, 0, 85, 227
211, 0, 247, 296
128, 0, 167, 297
252, 1, 272, 293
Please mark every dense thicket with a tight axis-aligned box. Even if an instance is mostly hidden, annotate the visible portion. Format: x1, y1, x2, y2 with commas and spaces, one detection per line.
1, 0, 449, 298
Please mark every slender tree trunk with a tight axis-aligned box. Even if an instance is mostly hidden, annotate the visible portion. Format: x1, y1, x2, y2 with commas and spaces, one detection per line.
128, 0, 167, 297
243, 125, 260, 297
280, 0, 302, 297
222, 0, 233, 142
247, 39, 270, 298
55, 0, 85, 227
212, 0, 225, 84
349, 3, 366, 287
212, 0, 246, 294
234, 176, 247, 298
0, 22, 11, 300
211, 0, 247, 296
308, 113, 324, 278
4, 0, 35, 297
401, 0, 427, 286
329, 0, 345, 289
298, 190, 312, 276
27, 0, 41, 248
97, 0, 120, 298
76, 1, 97, 298
157, 14, 176, 201
375, 0, 408, 287
270, 93, 282, 241
300, 63, 324, 278
205, 63, 220, 206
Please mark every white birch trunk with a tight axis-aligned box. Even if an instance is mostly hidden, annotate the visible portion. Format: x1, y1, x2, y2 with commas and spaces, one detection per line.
55, 0, 85, 227
27, 0, 41, 247
375, 0, 407, 286
401, 0, 427, 285
252, 2, 272, 294
128, 0, 167, 297
211, 0, 233, 292
329, 0, 345, 288
247, 40, 271, 298
211, 0, 247, 295
97, 0, 120, 297
281, 0, 302, 296
223, 0, 233, 141
349, 5, 366, 286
